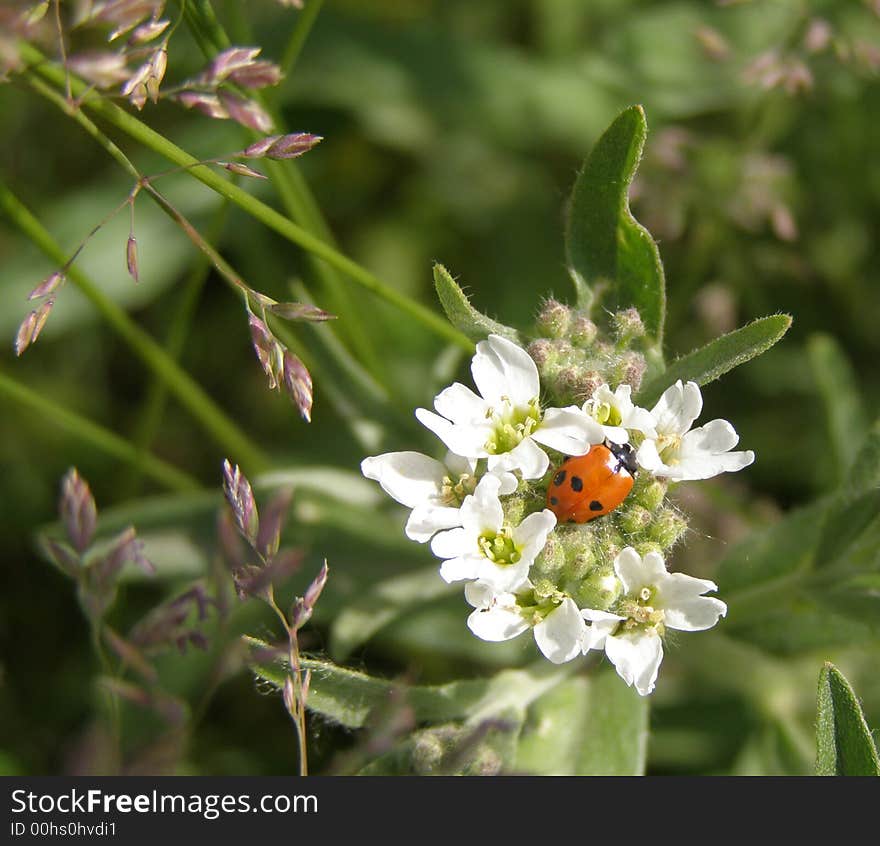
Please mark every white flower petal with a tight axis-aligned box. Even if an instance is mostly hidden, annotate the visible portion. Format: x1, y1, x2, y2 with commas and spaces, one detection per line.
657, 572, 727, 632
533, 598, 586, 664
679, 418, 739, 456
581, 609, 625, 652
460, 474, 504, 534
475, 557, 532, 592
438, 554, 483, 583
467, 603, 530, 642
434, 382, 489, 424
605, 630, 664, 696
651, 380, 702, 437
360, 451, 446, 508
430, 527, 473, 560
472, 334, 539, 407
405, 505, 464, 542
621, 405, 658, 439
494, 470, 519, 495
641, 551, 668, 583
415, 408, 491, 458
601, 425, 630, 445
668, 450, 755, 481
635, 438, 665, 473
613, 546, 649, 595
464, 580, 497, 609
488, 436, 549, 480
512, 509, 557, 561
444, 452, 477, 477
533, 407, 604, 455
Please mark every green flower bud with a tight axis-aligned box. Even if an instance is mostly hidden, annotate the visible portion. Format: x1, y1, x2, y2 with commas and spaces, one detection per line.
619, 504, 652, 534
634, 540, 663, 558
412, 728, 450, 774
574, 567, 621, 611
612, 308, 646, 344
614, 351, 647, 392
634, 478, 667, 512
650, 508, 688, 549
527, 338, 553, 368
535, 298, 571, 338
569, 314, 598, 347
532, 532, 566, 581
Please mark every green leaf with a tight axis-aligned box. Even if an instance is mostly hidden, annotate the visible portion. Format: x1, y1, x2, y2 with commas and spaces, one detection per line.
816, 662, 880, 775
637, 314, 792, 408
728, 601, 877, 655
565, 105, 665, 344
813, 488, 880, 571
718, 499, 826, 597
516, 667, 648, 775
432, 263, 518, 343
807, 333, 868, 484
845, 420, 880, 494
329, 569, 457, 661
817, 575, 880, 628
248, 646, 567, 730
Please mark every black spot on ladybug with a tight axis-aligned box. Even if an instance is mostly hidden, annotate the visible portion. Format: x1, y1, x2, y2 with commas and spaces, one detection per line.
567, 517, 576, 523
570, 476, 583, 492
589, 500, 603, 512
553, 470, 567, 487
550, 496, 559, 506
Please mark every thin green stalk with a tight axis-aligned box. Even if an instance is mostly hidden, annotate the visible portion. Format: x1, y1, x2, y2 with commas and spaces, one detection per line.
279, 0, 326, 80
19, 43, 474, 352
0, 369, 199, 492
180, 1, 396, 383
0, 181, 270, 473
122, 199, 232, 497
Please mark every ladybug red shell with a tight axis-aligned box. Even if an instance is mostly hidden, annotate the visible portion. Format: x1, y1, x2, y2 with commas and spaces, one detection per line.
547, 442, 638, 523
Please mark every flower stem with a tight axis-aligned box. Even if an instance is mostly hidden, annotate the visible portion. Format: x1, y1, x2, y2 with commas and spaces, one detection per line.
279, 0, 326, 80
0, 368, 199, 492
178, 0, 396, 384
122, 198, 232, 497
0, 180, 271, 474
19, 43, 475, 352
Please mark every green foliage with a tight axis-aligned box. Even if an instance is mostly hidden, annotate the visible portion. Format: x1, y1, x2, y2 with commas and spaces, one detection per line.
637, 315, 792, 407
4, 0, 880, 778
433, 264, 517, 343
807, 334, 869, 484
565, 105, 665, 346
516, 668, 648, 775
816, 663, 880, 776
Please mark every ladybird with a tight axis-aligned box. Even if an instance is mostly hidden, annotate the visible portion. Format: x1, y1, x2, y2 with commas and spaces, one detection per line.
546, 441, 637, 523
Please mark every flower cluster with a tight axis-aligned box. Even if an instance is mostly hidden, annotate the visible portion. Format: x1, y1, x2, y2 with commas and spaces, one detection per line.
363, 324, 753, 695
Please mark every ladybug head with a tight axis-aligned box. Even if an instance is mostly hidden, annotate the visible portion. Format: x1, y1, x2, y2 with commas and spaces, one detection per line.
606, 440, 638, 476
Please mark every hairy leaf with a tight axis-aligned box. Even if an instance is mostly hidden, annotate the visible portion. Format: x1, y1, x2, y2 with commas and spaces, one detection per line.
565, 105, 665, 344
516, 668, 648, 775
433, 263, 517, 343
638, 314, 792, 407
807, 334, 868, 484
816, 663, 880, 775
248, 647, 566, 730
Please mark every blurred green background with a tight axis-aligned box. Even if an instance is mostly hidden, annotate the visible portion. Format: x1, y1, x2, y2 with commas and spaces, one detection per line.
1, 0, 879, 775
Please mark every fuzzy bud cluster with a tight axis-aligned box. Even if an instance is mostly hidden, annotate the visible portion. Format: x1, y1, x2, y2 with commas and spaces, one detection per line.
528, 300, 647, 406
363, 303, 754, 696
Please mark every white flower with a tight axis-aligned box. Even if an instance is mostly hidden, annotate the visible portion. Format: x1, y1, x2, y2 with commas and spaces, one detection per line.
465, 580, 586, 664
635, 380, 755, 481
360, 451, 516, 542
416, 334, 603, 480
430, 474, 556, 591
581, 547, 727, 696
582, 382, 657, 444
